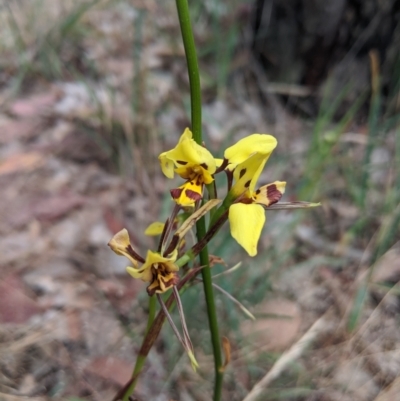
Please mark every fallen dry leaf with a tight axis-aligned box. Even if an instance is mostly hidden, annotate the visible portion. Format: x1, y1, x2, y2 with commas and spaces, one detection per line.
0, 152, 44, 176
0, 274, 42, 324
84, 356, 132, 386
0, 117, 39, 144
99, 277, 145, 315
9, 92, 57, 118
32, 192, 86, 221
241, 298, 301, 351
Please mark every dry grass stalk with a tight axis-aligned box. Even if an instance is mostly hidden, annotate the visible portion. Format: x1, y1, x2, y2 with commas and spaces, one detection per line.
242, 311, 331, 401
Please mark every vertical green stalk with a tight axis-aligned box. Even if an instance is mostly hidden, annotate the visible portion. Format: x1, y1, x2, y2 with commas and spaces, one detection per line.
175, 0, 202, 140
175, 1, 223, 400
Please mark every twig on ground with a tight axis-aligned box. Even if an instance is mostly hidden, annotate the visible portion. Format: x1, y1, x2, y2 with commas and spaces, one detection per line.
242, 311, 331, 401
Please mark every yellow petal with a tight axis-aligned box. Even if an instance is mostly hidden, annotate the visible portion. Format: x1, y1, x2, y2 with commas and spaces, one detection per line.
253, 181, 286, 206
108, 228, 139, 267
143, 249, 178, 269
126, 265, 152, 282
170, 179, 203, 207
159, 128, 216, 178
215, 158, 224, 168
159, 129, 194, 179
228, 203, 265, 256
158, 152, 175, 179
230, 152, 268, 198
224, 134, 277, 167
144, 221, 165, 236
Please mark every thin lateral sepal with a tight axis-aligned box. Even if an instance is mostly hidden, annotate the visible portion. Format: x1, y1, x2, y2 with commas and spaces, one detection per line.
193, 278, 256, 321
173, 286, 194, 351
156, 293, 185, 347
267, 201, 321, 210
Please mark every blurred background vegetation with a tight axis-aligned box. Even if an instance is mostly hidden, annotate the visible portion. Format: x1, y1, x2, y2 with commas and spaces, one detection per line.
0, 1, 399, 400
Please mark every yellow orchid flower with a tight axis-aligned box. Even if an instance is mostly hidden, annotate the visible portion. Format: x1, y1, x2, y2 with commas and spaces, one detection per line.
227, 150, 286, 257
108, 229, 179, 295
220, 133, 277, 172
159, 128, 216, 207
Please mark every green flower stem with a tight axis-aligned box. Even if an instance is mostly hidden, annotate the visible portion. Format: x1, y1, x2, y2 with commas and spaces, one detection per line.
175, 0, 202, 141
176, 1, 223, 399
145, 295, 157, 336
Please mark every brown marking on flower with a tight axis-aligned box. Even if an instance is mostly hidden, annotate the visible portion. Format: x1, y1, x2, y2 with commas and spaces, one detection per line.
147, 269, 179, 296
163, 235, 179, 257
244, 180, 251, 188
200, 162, 208, 170
125, 244, 145, 263
185, 189, 202, 202
215, 158, 229, 174
177, 160, 188, 165
255, 189, 261, 195
158, 217, 170, 253
266, 184, 283, 205
171, 188, 183, 199
239, 168, 247, 179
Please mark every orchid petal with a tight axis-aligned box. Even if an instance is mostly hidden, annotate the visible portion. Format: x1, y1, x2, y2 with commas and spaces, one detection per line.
230, 153, 268, 198
108, 229, 143, 266
253, 181, 286, 206
170, 179, 203, 207
229, 203, 265, 256
159, 128, 216, 177
144, 221, 165, 236
126, 265, 152, 282
224, 134, 277, 167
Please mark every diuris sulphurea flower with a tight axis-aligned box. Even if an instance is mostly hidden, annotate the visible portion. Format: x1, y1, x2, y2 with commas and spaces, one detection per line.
159, 128, 217, 207
227, 151, 286, 257
108, 229, 179, 295
108, 228, 198, 369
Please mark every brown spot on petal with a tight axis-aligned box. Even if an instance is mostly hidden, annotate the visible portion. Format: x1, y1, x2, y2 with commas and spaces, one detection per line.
171, 188, 183, 199
200, 163, 208, 170
239, 168, 247, 179
255, 189, 261, 195
266, 184, 283, 205
244, 180, 251, 188
177, 160, 188, 165
185, 189, 202, 202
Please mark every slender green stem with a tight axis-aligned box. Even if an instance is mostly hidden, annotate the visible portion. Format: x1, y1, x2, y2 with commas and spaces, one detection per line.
176, 1, 223, 399
145, 295, 157, 334
175, 0, 202, 141
198, 234, 224, 400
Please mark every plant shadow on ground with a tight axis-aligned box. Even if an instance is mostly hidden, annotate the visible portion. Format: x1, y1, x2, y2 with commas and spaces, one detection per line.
0, 1, 399, 401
